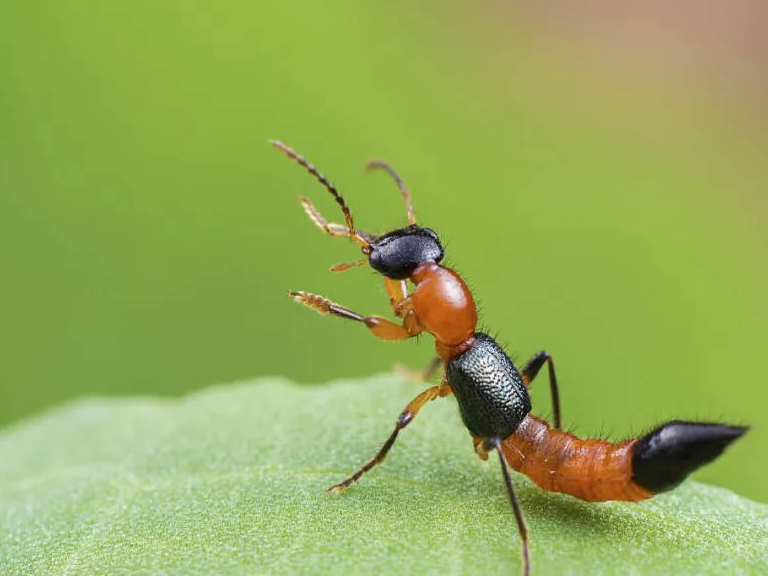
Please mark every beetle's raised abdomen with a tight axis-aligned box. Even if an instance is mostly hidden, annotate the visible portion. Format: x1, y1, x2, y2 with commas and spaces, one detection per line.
447, 333, 531, 439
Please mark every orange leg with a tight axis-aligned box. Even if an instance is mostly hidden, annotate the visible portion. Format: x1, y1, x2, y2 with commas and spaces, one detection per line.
396, 356, 442, 384
382, 277, 435, 378
288, 290, 421, 341
328, 383, 452, 493
472, 434, 491, 461
383, 277, 410, 314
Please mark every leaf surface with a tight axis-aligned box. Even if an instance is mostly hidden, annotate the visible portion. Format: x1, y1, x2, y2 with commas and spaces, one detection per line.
2, 375, 766, 575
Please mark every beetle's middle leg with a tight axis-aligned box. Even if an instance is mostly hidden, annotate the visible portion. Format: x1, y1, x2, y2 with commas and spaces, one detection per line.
327, 382, 452, 493
396, 356, 442, 384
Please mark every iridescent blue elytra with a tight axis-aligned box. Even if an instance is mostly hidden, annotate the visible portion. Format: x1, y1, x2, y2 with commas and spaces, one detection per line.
447, 333, 532, 439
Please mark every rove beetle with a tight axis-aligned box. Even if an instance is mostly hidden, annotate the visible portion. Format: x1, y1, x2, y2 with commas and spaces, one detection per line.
272, 140, 747, 576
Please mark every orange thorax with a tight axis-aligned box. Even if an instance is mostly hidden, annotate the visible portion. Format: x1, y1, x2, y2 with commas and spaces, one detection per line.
410, 263, 477, 353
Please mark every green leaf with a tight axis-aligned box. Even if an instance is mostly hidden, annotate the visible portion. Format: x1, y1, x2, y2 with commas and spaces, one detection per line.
1, 375, 766, 575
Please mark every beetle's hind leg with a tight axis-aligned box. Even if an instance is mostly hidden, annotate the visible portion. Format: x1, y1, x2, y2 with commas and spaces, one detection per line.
491, 437, 530, 576
328, 383, 452, 493
288, 290, 422, 341
520, 351, 561, 429
471, 435, 491, 460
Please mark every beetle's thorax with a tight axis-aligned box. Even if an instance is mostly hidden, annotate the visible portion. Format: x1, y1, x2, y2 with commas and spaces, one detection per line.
409, 262, 478, 359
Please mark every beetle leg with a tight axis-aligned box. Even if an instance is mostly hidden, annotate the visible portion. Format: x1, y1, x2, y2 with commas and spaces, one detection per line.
288, 290, 421, 341
395, 356, 442, 385
520, 351, 561, 429
491, 437, 530, 576
383, 277, 411, 314
327, 382, 452, 493
472, 435, 491, 460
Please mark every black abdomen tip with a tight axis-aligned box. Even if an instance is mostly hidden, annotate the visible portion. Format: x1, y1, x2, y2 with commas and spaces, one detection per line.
632, 421, 747, 493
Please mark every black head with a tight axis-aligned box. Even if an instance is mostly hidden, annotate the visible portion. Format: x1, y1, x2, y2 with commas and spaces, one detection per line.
368, 225, 444, 279
272, 142, 440, 276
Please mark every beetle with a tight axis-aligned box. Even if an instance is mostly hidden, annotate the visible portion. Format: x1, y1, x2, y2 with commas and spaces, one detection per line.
271, 140, 747, 576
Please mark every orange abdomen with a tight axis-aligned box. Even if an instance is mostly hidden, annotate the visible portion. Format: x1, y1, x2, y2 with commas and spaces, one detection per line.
502, 415, 653, 502
410, 263, 477, 348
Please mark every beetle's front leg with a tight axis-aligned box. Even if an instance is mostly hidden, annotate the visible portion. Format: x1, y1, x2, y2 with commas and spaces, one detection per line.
288, 291, 421, 341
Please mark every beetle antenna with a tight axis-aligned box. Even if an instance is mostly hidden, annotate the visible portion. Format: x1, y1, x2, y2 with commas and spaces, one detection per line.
271, 140, 369, 250
366, 159, 417, 225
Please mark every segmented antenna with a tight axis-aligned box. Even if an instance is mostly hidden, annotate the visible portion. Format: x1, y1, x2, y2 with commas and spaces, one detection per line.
271, 140, 369, 249
366, 160, 417, 225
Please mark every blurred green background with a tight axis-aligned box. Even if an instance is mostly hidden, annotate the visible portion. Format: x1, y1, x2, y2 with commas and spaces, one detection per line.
1, 2, 766, 502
